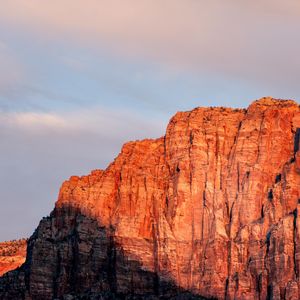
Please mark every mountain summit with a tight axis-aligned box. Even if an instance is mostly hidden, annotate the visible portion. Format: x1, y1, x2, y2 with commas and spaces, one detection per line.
1, 98, 300, 299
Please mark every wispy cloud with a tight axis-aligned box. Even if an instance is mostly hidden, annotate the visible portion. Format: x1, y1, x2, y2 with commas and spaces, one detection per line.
0, 106, 166, 239
1, 106, 166, 137
0, 0, 300, 96
1, 111, 67, 129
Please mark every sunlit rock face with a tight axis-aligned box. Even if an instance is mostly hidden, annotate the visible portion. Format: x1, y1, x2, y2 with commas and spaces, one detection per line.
1, 97, 300, 299
0, 239, 27, 276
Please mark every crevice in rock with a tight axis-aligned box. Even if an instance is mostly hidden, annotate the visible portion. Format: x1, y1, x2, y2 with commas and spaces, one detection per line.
237, 163, 240, 192
224, 277, 229, 300
268, 189, 273, 201
293, 208, 298, 279
151, 222, 160, 296
107, 226, 117, 293
70, 222, 80, 292
257, 273, 262, 300
233, 272, 239, 294
266, 284, 273, 300
190, 132, 194, 145
275, 173, 282, 183
294, 128, 300, 154
53, 247, 62, 298
265, 231, 271, 256
229, 203, 234, 224
261, 205, 264, 219
255, 113, 265, 164
264, 230, 271, 300
202, 191, 207, 208
143, 177, 147, 193
238, 118, 243, 130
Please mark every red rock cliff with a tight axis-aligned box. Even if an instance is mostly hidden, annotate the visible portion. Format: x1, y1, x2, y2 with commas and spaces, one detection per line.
1, 97, 300, 299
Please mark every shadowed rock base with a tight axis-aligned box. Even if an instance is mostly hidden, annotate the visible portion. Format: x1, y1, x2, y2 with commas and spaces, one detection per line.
0, 207, 210, 300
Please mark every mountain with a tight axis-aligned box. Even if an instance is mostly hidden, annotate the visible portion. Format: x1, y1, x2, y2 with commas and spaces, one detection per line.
1, 97, 300, 299
0, 239, 27, 277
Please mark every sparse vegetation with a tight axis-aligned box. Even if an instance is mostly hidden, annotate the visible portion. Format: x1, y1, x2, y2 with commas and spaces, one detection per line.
0, 238, 27, 257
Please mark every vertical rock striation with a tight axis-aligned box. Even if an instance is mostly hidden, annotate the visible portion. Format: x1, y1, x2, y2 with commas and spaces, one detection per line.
1, 97, 300, 299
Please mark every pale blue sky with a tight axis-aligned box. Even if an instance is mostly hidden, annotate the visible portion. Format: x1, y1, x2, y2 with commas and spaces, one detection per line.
0, 0, 300, 240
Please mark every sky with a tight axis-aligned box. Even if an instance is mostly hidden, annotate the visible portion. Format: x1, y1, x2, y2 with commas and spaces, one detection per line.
0, 0, 300, 240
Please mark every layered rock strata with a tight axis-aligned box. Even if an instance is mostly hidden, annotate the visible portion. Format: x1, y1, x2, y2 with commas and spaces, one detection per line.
1, 97, 300, 299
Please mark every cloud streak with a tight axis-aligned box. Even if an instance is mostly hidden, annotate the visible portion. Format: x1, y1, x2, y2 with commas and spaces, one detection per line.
1, 0, 300, 104
0, 0, 299, 107
0, 107, 166, 240
1, 0, 300, 88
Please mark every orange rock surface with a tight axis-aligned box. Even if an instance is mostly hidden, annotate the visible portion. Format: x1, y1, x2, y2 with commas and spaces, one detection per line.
0, 239, 26, 276
1, 97, 300, 299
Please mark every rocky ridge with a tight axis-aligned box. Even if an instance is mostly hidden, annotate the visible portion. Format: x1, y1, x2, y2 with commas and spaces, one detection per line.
1, 97, 300, 299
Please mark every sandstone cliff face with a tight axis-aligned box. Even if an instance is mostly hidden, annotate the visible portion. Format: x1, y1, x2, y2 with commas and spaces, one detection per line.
1, 97, 300, 299
0, 239, 26, 276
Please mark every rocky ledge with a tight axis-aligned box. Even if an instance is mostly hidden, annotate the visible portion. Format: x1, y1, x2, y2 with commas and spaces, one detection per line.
0, 239, 27, 277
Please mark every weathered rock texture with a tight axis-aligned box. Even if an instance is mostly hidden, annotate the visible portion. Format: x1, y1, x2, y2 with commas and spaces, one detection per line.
0, 239, 26, 276
1, 97, 300, 299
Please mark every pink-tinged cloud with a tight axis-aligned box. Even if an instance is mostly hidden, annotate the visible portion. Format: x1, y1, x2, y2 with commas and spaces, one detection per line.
0, 106, 166, 239
1, 0, 300, 92
0, 106, 166, 140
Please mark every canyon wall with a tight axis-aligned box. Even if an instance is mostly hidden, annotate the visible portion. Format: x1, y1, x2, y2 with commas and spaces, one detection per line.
1, 98, 300, 299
